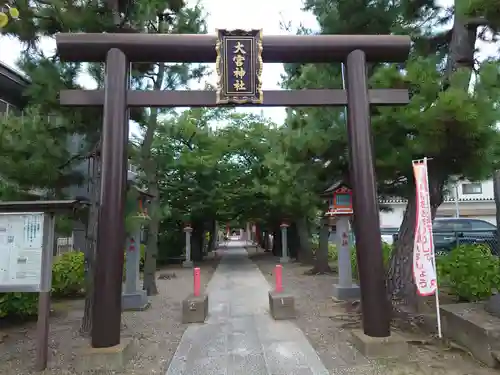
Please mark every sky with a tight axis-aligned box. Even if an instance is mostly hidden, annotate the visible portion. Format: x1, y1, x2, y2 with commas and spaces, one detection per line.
0, 0, 499, 135
0, 0, 318, 134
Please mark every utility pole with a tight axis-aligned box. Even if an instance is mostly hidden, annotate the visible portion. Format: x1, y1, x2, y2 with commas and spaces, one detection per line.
486, 170, 500, 316
454, 182, 460, 218
494, 170, 500, 229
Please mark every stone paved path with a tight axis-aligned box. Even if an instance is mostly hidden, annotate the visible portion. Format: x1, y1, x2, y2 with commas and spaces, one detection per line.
165, 240, 331, 375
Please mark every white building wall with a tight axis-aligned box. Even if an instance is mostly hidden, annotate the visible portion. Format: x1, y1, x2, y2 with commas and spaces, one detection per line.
379, 205, 406, 228
456, 179, 494, 200
379, 196, 497, 228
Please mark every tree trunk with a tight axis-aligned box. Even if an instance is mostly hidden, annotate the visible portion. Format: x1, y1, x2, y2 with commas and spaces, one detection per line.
142, 181, 160, 296
296, 217, 313, 264
386, 4, 477, 307
202, 228, 208, 256
140, 42, 167, 294
309, 217, 332, 274
288, 222, 300, 259
262, 230, 269, 251
386, 196, 417, 305
191, 223, 204, 261
208, 219, 217, 252
272, 227, 282, 257
255, 225, 262, 245
386, 168, 445, 306
444, 12, 477, 84
80, 144, 100, 336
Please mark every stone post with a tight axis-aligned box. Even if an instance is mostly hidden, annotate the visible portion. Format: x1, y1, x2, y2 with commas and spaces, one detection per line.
183, 225, 193, 268
332, 215, 360, 300
280, 222, 290, 263
122, 228, 149, 310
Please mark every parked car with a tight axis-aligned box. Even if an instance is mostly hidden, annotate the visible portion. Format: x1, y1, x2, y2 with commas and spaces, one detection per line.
380, 227, 399, 245
385, 218, 498, 255
432, 218, 498, 256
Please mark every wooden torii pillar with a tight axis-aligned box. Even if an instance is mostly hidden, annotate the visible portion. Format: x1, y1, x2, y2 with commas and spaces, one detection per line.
55, 32, 410, 347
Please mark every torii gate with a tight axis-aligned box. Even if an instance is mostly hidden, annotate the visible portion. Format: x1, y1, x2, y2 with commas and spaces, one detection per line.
56, 31, 410, 348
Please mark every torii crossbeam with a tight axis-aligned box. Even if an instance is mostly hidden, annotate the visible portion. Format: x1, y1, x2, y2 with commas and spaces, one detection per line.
56, 32, 411, 349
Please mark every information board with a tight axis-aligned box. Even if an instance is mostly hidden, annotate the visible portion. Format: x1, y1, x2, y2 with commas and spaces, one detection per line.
0, 212, 50, 292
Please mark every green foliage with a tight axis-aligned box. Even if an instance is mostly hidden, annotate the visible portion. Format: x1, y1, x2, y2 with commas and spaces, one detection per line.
142, 108, 315, 260
0, 245, 147, 318
437, 244, 500, 302
0, 251, 86, 319
311, 238, 338, 262
0, 292, 39, 319
328, 243, 338, 262
51, 251, 85, 297
281, 0, 500, 300
351, 243, 393, 280
4, 0, 500, 306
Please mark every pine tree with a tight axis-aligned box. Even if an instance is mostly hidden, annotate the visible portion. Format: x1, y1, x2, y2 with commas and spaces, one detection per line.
1, 0, 207, 332
282, 0, 500, 306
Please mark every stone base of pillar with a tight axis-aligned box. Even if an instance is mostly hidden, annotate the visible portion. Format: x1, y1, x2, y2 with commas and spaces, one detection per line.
122, 290, 150, 311
182, 260, 193, 268
269, 290, 295, 320
332, 283, 360, 301
182, 294, 209, 323
279, 256, 290, 263
350, 329, 409, 358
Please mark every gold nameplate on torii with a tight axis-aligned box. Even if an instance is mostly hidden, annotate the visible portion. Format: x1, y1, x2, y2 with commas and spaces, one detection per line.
215, 29, 263, 105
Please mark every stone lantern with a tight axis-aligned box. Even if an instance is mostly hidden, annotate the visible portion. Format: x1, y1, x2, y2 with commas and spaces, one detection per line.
321, 181, 360, 300
183, 223, 193, 268
122, 182, 153, 311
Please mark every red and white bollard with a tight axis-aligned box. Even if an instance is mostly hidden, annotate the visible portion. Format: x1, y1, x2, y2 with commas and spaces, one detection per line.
269, 264, 295, 320
274, 265, 283, 293
193, 267, 201, 297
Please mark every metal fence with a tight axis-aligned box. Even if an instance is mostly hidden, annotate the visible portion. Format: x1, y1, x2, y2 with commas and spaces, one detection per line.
432, 229, 498, 256
56, 237, 74, 255
390, 229, 498, 255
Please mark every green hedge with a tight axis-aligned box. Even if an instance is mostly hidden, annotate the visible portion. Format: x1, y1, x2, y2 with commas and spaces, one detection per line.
3, 241, 496, 319
0, 245, 147, 319
320, 241, 392, 277
437, 244, 500, 302
311, 239, 337, 261
0, 251, 85, 318
350, 242, 392, 279
316, 238, 500, 303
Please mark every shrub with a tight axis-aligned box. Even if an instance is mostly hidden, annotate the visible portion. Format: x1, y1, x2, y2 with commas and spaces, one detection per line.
437, 244, 500, 302
0, 292, 39, 318
0, 251, 86, 319
328, 243, 338, 261
311, 239, 338, 261
351, 242, 393, 280
51, 251, 85, 297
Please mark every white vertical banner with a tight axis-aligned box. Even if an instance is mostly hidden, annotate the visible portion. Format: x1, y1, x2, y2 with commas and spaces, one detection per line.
412, 157, 442, 337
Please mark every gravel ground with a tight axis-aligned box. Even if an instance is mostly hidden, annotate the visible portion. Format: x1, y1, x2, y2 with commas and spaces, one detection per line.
251, 250, 498, 375
0, 255, 220, 375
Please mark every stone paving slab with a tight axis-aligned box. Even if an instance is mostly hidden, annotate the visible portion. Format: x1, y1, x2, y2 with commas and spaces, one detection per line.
165, 241, 332, 375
